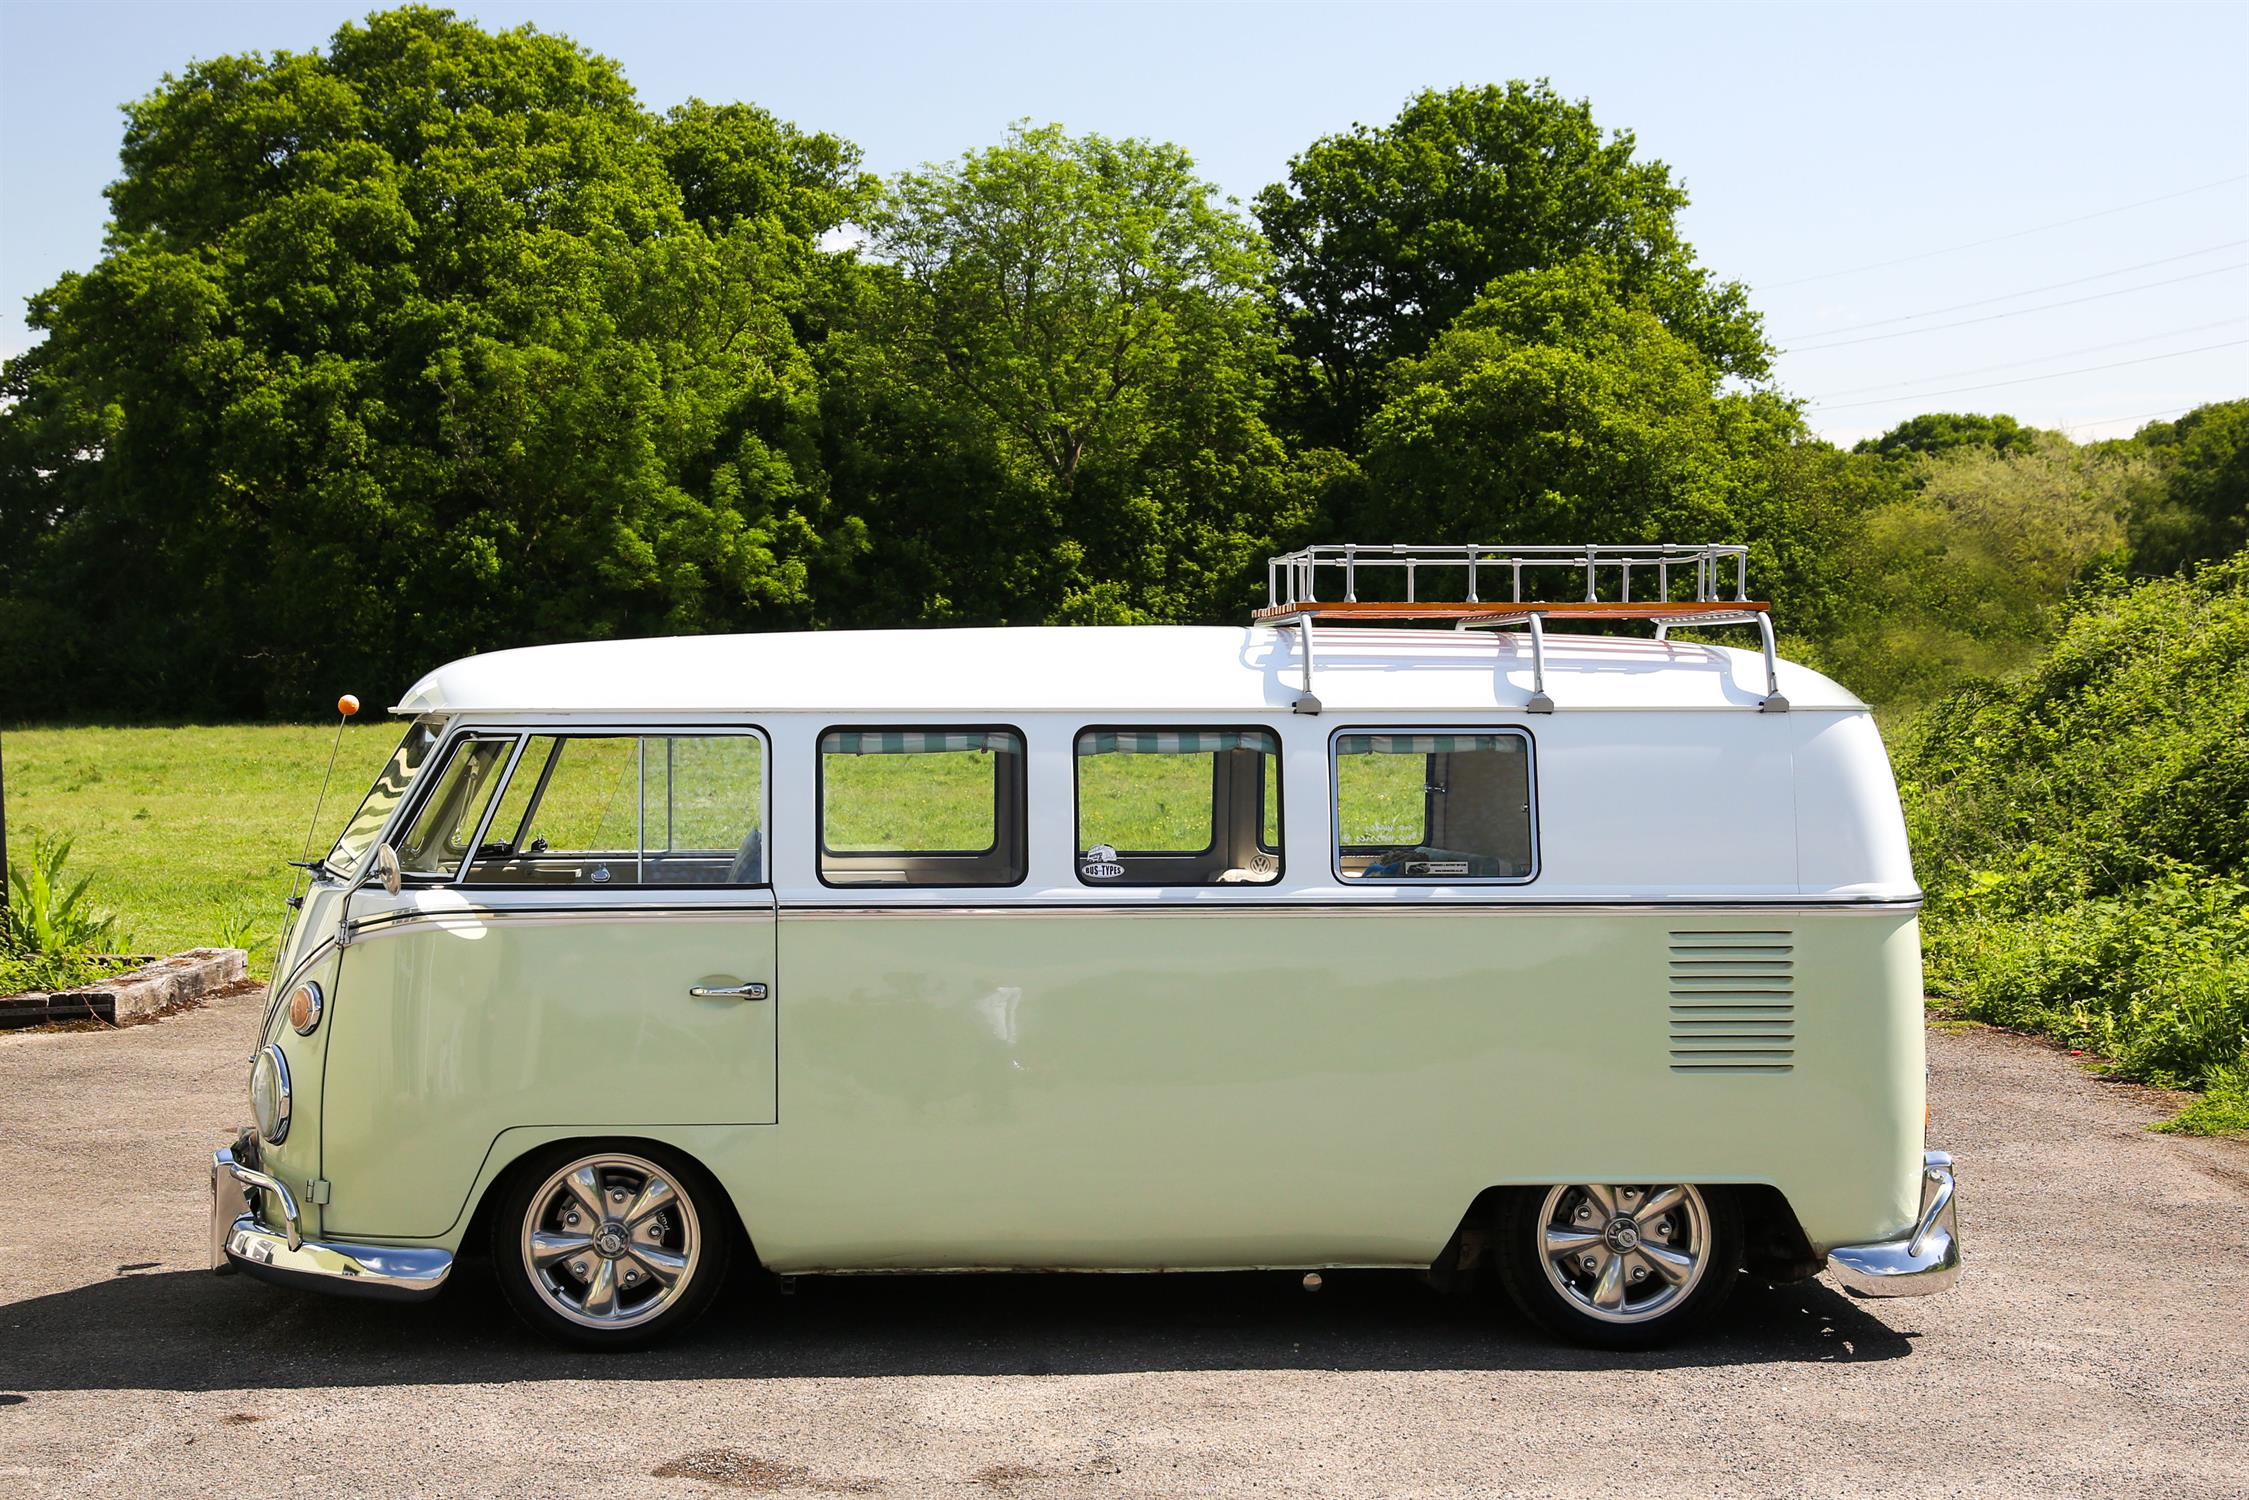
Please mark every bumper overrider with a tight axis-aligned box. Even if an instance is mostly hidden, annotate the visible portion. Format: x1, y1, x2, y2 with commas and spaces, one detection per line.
210, 1141, 452, 1301
1825, 1150, 1962, 1297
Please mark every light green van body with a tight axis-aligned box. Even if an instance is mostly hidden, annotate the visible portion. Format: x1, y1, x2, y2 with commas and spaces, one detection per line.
241, 626, 1932, 1278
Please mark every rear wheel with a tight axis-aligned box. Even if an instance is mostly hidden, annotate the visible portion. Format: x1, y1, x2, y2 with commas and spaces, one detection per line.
1494, 1182, 1741, 1349
491, 1144, 731, 1349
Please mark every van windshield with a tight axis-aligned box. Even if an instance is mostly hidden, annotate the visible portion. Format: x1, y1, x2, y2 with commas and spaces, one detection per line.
324, 723, 442, 876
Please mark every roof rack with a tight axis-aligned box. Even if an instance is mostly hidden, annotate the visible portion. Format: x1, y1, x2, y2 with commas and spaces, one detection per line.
1257, 543, 1787, 716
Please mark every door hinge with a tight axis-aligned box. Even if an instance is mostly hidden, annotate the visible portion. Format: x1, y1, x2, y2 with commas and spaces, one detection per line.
307, 1178, 333, 1205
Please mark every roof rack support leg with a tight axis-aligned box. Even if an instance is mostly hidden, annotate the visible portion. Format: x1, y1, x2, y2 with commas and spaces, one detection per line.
1292, 616, 1322, 715
1757, 613, 1790, 714
1525, 614, 1555, 715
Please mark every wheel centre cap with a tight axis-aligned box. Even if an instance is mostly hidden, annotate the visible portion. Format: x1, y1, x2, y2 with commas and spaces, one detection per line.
594, 1223, 629, 1258
1603, 1218, 1641, 1253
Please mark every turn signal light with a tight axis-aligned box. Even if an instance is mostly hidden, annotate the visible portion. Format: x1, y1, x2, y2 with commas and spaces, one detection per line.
288, 981, 325, 1036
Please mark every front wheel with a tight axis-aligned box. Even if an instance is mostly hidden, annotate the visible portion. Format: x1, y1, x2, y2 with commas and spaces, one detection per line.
1494, 1183, 1741, 1349
491, 1144, 732, 1349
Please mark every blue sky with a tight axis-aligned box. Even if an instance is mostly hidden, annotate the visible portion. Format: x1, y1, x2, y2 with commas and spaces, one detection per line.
2, 0, 2244, 444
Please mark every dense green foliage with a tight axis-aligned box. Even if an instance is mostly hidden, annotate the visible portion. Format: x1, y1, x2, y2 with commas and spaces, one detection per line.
2114, 401, 2249, 577
1811, 435, 2152, 710
1254, 82, 1766, 446
1851, 411, 2046, 462
840, 122, 1318, 625
1, 7, 863, 715
1897, 557, 2249, 1117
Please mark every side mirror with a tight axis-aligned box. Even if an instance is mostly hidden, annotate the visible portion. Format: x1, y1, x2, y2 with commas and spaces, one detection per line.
374, 843, 402, 896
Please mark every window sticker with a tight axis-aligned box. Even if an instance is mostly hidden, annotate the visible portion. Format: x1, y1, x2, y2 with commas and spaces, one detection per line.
1080, 843, 1125, 880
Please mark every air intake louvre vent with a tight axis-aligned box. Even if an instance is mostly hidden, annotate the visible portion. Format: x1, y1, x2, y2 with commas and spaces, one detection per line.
1668, 930, 1794, 1073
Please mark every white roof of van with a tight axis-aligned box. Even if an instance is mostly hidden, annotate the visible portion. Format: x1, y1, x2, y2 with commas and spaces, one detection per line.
393, 626, 1866, 717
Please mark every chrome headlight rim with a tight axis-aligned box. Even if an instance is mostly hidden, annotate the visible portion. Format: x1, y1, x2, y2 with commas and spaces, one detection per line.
251, 1043, 293, 1144
287, 980, 324, 1036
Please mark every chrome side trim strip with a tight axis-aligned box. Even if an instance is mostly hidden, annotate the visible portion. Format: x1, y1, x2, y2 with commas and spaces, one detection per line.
1825, 1151, 1962, 1298
774, 899, 1925, 919
336, 895, 1921, 942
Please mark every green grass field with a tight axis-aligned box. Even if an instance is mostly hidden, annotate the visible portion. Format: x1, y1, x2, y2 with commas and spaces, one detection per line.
4, 724, 406, 963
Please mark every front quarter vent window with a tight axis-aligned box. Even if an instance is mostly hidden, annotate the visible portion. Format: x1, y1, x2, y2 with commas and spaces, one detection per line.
394, 734, 516, 879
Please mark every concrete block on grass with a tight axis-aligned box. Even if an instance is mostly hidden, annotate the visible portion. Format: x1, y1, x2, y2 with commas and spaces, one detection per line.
8, 948, 249, 1026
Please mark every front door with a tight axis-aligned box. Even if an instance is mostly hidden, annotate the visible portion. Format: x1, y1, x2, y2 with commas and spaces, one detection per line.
320, 728, 777, 1238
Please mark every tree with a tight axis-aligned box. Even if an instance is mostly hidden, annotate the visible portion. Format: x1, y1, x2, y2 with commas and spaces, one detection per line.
0, 6, 862, 716
2116, 400, 2249, 576
849, 122, 1314, 624
1854, 411, 2047, 462
1818, 435, 2151, 709
1355, 262, 1792, 553
1255, 82, 1766, 446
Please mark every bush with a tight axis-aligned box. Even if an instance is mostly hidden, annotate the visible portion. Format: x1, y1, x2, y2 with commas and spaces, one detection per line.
4, 834, 118, 957
1899, 552, 2249, 1103
1, 835, 132, 997
1926, 875, 2248, 1088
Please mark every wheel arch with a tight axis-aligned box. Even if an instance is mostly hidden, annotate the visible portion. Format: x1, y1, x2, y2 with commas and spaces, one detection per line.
1429, 1180, 1815, 1291
457, 1129, 760, 1269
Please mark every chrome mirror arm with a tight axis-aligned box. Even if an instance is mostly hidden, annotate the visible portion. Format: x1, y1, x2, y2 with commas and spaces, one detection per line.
334, 842, 401, 949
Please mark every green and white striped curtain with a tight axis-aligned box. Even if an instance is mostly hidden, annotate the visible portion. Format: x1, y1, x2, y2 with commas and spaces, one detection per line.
1076, 730, 1276, 755
821, 730, 1020, 755
1337, 734, 1521, 755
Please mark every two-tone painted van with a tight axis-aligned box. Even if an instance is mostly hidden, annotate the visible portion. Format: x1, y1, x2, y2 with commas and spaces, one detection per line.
211, 543, 1961, 1349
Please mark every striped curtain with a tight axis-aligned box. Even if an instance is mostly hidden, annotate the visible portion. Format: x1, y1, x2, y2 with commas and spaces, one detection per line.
821, 730, 1020, 755
1076, 730, 1276, 755
1337, 734, 1522, 755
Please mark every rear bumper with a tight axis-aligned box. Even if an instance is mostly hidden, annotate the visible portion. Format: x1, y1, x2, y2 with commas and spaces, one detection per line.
1825, 1150, 1962, 1298
210, 1146, 452, 1303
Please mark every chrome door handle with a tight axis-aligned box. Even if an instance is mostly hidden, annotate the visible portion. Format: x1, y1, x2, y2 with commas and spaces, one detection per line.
688, 982, 769, 1001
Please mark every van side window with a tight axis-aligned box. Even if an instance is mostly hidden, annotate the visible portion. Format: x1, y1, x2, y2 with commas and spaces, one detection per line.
1333, 731, 1536, 882
1073, 728, 1281, 886
818, 728, 1026, 888
463, 734, 767, 887
395, 734, 515, 879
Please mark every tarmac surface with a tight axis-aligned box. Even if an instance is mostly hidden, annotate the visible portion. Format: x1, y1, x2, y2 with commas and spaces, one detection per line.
3, 989, 2245, 1498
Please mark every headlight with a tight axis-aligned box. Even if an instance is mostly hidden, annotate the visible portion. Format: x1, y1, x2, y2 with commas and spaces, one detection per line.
287, 980, 324, 1036
250, 1044, 292, 1144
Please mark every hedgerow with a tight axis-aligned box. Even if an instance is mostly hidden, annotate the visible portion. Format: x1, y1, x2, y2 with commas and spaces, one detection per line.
1896, 553, 2249, 1120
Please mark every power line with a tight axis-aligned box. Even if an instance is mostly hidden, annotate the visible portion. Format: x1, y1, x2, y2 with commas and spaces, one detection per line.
1805, 339, 2249, 412
1783, 262, 2249, 352
1803, 317, 2249, 400
2057, 402, 2235, 436
1761, 173, 2249, 289
1775, 240, 2248, 341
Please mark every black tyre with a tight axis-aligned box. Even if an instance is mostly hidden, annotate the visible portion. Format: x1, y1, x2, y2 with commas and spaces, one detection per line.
1493, 1182, 1742, 1350
490, 1142, 732, 1350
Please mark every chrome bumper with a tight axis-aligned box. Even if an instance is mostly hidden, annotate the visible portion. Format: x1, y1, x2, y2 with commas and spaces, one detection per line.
1826, 1150, 1961, 1298
210, 1146, 452, 1302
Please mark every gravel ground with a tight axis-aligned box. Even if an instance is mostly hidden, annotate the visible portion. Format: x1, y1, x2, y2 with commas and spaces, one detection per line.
2, 991, 2244, 1499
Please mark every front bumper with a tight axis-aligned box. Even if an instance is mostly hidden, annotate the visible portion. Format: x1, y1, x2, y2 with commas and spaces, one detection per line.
1825, 1150, 1962, 1298
210, 1145, 453, 1302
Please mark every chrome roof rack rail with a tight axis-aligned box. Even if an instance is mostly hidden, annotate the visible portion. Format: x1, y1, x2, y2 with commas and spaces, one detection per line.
1257, 543, 1786, 713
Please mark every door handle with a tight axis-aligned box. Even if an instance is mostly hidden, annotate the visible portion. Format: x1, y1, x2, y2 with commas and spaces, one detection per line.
688, 981, 769, 1001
